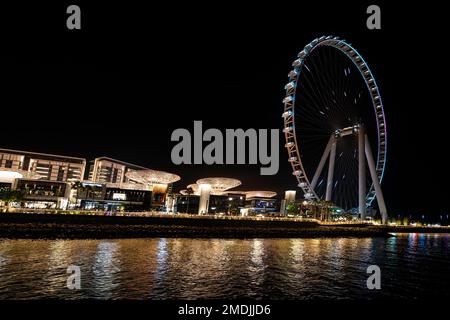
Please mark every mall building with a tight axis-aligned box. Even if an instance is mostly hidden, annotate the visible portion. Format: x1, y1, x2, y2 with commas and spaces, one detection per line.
0, 148, 180, 211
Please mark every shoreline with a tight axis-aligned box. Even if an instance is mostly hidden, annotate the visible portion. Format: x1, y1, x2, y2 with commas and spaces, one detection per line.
0, 213, 448, 240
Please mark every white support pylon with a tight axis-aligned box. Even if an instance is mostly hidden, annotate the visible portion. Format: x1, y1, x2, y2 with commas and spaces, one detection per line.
364, 134, 388, 224
311, 135, 334, 190
325, 136, 337, 201
308, 125, 388, 224
358, 126, 366, 220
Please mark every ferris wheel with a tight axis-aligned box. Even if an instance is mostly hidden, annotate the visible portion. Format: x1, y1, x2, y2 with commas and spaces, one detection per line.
282, 36, 388, 223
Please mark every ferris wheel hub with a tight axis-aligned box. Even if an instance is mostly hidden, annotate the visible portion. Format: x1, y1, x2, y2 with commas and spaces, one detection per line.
334, 124, 362, 138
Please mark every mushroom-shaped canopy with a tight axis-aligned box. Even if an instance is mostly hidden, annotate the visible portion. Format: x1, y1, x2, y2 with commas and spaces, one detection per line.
126, 169, 181, 185
244, 191, 277, 199
0, 168, 39, 182
186, 184, 199, 193
105, 182, 150, 191
179, 184, 199, 195
196, 177, 241, 195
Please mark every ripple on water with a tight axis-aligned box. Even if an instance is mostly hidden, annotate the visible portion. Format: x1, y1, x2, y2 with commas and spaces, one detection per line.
0, 235, 449, 299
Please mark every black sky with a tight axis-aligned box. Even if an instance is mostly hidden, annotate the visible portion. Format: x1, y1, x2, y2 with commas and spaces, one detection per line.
0, 2, 447, 217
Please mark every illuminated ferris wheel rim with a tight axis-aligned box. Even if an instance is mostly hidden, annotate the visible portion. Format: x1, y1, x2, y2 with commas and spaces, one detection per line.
282, 35, 387, 207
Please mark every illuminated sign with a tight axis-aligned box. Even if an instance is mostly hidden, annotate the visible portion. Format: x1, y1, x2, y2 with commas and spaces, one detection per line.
112, 193, 126, 201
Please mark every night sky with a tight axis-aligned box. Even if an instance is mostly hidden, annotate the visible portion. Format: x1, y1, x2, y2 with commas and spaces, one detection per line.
0, 2, 446, 218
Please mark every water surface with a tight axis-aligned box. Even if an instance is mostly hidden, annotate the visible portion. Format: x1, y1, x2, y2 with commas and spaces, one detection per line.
0, 234, 449, 299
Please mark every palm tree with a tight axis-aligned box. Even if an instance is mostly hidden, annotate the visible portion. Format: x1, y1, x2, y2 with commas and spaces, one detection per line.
323, 200, 334, 221
286, 203, 299, 215
312, 199, 333, 221
0, 188, 24, 212
310, 200, 320, 219
318, 201, 324, 219
315, 200, 335, 221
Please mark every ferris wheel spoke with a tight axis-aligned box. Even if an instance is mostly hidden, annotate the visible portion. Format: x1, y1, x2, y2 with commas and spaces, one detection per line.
297, 73, 328, 116
314, 47, 346, 121
306, 55, 338, 114
305, 56, 337, 119
329, 48, 352, 124
297, 88, 329, 120
301, 65, 335, 120
327, 48, 353, 125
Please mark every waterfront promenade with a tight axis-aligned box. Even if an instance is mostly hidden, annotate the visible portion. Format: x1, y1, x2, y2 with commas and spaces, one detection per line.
0, 210, 448, 239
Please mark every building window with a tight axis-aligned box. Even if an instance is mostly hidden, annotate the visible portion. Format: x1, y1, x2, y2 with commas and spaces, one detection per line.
5, 160, 13, 168
57, 167, 65, 182
112, 168, 119, 183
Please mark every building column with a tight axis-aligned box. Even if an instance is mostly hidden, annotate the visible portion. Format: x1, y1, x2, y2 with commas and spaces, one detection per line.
282, 190, 296, 215
280, 199, 287, 216
285, 190, 296, 203
198, 184, 211, 214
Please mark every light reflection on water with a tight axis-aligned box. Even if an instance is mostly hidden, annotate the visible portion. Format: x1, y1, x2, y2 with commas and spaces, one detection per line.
0, 234, 449, 299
